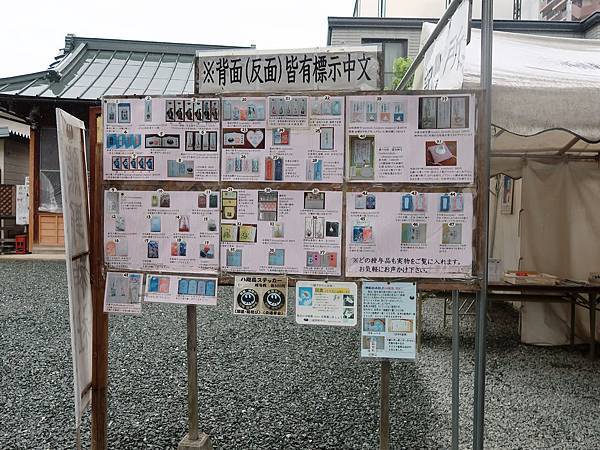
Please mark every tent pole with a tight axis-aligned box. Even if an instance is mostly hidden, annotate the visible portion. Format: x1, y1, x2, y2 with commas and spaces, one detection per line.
473, 0, 493, 449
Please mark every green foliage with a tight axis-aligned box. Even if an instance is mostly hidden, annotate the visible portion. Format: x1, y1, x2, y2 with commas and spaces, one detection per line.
392, 57, 414, 90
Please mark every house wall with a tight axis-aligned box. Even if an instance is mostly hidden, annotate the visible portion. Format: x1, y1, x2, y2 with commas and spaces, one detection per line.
585, 21, 600, 38
0, 139, 29, 185
330, 26, 425, 59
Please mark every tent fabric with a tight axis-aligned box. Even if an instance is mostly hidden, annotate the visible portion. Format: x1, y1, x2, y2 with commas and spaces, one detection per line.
518, 160, 600, 345
463, 29, 600, 143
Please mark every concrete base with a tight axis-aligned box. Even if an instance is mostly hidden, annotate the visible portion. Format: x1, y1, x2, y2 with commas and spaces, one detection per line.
178, 433, 213, 450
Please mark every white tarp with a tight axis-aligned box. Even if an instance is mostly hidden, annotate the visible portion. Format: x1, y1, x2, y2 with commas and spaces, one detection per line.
56, 109, 92, 431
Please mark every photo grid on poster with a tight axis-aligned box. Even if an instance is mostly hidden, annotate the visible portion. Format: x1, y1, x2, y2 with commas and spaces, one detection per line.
221, 96, 345, 183
220, 189, 343, 276
346, 94, 475, 183
104, 190, 220, 274
103, 96, 220, 181
104, 272, 143, 314
345, 191, 473, 278
145, 274, 218, 305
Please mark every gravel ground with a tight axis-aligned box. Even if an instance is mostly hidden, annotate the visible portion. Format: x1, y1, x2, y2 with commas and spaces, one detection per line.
1, 260, 599, 449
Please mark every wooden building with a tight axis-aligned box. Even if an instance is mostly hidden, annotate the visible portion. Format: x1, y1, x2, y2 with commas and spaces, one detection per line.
0, 34, 246, 252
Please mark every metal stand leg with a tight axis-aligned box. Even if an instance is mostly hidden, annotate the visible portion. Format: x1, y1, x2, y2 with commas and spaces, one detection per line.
570, 298, 576, 349
380, 360, 391, 450
451, 290, 460, 450
590, 294, 597, 360
178, 305, 213, 450
444, 298, 449, 328
417, 296, 423, 352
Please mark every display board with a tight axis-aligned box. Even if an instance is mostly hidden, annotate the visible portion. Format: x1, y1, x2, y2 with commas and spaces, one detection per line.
220, 188, 343, 275
103, 96, 220, 181
345, 191, 473, 278
361, 282, 417, 360
104, 190, 220, 274
221, 95, 345, 183
145, 274, 218, 305
346, 93, 475, 183
295, 281, 358, 326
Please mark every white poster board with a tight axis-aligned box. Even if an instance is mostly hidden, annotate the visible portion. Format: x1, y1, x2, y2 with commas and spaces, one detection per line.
346, 93, 476, 183
55, 108, 92, 429
103, 96, 220, 181
104, 190, 220, 274
16, 184, 29, 225
295, 281, 357, 326
345, 191, 473, 278
145, 274, 218, 306
221, 95, 345, 183
361, 282, 417, 360
220, 189, 343, 275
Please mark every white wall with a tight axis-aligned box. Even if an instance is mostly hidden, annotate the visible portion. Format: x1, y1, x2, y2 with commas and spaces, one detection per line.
356, 0, 541, 20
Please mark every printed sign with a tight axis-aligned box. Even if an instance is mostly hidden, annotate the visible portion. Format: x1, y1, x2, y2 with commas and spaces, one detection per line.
361, 282, 417, 360
16, 184, 29, 225
295, 281, 358, 326
103, 96, 220, 181
196, 46, 381, 93
233, 275, 288, 317
346, 93, 475, 183
220, 189, 343, 276
221, 95, 345, 183
145, 274, 218, 306
345, 191, 473, 278
104, 190, 220, 274
104, 272, 143, 314
56, 109, 92, 430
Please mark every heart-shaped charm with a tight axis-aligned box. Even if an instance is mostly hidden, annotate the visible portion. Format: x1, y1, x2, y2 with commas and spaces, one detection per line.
246, 129, 264, 148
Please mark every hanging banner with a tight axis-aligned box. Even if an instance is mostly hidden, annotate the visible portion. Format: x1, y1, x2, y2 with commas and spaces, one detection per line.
196, 46, 381, 93
295, 281, 358, 326
55, 109, 92, 430
361, 282, 417, 360
233, 275, 288, 317
422, 0, 471, 90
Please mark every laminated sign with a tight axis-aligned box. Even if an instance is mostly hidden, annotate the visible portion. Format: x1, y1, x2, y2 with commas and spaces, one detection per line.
233, 275, 288, 317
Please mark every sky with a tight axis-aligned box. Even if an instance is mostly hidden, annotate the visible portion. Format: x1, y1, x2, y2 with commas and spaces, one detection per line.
0, 0, 353, 78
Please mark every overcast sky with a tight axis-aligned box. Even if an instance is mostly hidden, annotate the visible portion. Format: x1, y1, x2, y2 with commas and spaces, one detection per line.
0, 0, 353, 78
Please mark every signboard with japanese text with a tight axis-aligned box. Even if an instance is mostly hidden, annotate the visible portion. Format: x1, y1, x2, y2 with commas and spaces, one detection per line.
104, 190, 220, 274
196, 46, 381, 94
103, 272, 143, 314
345, 191, 473, 278
361, 282, 417, 360
295, 281, 358, 326
56, 108, 92, 430
145, 274, 218, 306
16, 184, 29, 225
103, 96, 221, 181
233, 275, 288, 317
346, 93, 476, 183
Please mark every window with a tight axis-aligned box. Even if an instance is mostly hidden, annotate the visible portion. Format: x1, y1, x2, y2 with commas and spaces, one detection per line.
362, 39, 408, 89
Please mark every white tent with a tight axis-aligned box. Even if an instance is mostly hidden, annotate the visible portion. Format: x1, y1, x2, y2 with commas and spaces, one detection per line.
420, 24, 600, 345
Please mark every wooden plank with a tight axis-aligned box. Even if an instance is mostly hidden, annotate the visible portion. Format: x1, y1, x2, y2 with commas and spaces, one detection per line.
89, 106, 109, 450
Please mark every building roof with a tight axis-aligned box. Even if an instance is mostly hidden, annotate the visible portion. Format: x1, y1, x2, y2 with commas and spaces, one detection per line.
0, 34, 250, 102
0, 110, 30, 138
328, 11, 600, 44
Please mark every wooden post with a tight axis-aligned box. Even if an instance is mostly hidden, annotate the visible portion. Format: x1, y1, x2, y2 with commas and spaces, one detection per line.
379, 359, 391, 450
590, 293, 597, 360
89, 106, 109, 449
187, 305, 199, 440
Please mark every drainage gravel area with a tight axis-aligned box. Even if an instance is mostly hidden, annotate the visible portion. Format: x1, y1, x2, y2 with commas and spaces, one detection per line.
1, 260, 598, 449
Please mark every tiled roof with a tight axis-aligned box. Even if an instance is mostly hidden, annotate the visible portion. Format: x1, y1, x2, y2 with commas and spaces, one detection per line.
0, 34, 250, 101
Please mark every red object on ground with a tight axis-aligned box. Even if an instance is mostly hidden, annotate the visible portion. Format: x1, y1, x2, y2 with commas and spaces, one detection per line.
15, 235, 28, 254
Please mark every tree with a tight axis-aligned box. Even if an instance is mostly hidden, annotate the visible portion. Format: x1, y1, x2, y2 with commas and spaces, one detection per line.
392, 57, 414, 90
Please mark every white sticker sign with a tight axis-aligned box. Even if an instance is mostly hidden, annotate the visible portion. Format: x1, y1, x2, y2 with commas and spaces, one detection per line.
295, 281, 358, 326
